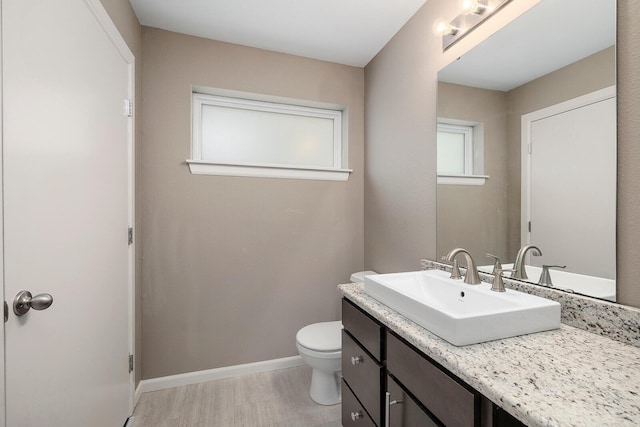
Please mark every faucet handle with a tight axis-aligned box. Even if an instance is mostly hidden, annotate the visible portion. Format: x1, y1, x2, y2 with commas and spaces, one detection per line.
485, 253, 502, 274
439, 256, 463, 279
450, 259, 462, 280
538, 265, 566, 287
491, 268, 516, 292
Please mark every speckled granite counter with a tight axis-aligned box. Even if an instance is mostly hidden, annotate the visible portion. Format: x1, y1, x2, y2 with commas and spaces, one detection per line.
339, 283, 640, 427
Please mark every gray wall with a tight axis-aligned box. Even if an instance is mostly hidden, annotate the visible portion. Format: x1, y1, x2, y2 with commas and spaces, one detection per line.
140, 28, 364, 379
101, 0, 640, 384
436, 47, 614, 266
98, 0, 143, 386
505, 46, 615, 258
436, 83, 509, 263
363, 2, 438, 273
362, 0, 519, 272
365, 0, 640, 308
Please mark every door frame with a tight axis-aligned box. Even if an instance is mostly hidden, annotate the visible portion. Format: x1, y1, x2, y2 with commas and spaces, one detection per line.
0, 0, 137, 423
520, 85, 616, 246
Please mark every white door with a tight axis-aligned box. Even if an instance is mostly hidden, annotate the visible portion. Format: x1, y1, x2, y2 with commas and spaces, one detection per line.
2, 0, 134, 425
523, 90, 616, 279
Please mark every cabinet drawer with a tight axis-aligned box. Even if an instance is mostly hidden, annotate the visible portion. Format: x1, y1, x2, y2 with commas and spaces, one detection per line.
342, 298, 383, 361
387, 375, 439, 427
342, 330, 382, 426
387, 332, 479, 427
342, 379, 377, 427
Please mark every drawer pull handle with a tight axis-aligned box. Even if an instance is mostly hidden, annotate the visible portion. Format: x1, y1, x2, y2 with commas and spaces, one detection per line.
351, 356, 364, 365
385, 391, 405, 427
351, 411, 364, 421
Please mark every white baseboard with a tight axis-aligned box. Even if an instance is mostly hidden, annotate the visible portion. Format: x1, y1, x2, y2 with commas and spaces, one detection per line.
137, 355, 305, 395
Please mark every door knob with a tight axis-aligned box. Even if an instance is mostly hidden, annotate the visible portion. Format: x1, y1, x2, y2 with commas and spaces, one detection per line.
13, 290, 53, 316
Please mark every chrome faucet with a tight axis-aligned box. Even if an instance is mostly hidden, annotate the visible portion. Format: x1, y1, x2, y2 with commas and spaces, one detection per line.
486, 253, 502, 274
491, 268, 516, 292
512, 245, 542, 280
538, 265, 566, 287
445, 248, 481, 285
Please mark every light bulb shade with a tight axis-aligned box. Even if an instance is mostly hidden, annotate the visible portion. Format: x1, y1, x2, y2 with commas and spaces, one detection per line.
459, 0, 486, 15
432, 17, 457, 37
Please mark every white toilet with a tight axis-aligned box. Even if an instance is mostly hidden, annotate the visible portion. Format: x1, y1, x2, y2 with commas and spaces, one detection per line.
296, 320, 343, 405
296, 271, 377, 406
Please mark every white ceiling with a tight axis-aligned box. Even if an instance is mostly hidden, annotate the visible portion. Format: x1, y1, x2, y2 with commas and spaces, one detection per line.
129, 0, 427, 67
438, 0, 616, 91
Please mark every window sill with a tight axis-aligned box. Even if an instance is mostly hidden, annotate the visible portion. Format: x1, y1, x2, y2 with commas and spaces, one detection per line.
437, 174, 489, 185
186, 160, 352, 181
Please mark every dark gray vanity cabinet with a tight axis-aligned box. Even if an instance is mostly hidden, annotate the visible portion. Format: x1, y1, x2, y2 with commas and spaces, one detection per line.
342, 299, 384, 426
341, 298, 528, 427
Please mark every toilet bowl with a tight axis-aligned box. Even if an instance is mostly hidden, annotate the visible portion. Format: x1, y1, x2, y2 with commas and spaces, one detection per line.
296, 271, 377, 405
296, 321, 342, 405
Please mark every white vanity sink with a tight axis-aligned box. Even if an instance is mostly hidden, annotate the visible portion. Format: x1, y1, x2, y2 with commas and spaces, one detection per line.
478, 264, 616, 302
364, 269, 560, 346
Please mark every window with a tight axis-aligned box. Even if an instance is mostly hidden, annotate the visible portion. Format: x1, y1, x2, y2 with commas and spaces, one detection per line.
436, 120, 487, 185
437, 123, 473, 175
188, 90, 351, 181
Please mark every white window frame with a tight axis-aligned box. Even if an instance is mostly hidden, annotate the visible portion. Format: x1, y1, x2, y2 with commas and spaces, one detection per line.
188, 89, 352, 181
436, 119, 488, 185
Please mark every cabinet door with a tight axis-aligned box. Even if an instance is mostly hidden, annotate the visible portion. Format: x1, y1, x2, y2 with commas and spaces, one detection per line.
386, 332, 478, 427
387, 376, 440, 427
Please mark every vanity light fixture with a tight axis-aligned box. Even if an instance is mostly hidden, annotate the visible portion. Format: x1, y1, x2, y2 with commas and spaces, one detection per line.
432, 17, 458, 37
434, 0, 512, 51
459, 0, 489, 16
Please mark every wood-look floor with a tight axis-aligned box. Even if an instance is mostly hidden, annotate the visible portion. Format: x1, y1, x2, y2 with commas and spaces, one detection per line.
132, 366, 342, 427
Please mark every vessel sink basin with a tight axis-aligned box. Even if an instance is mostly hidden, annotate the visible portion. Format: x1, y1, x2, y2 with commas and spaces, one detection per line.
364, 269, 560, 346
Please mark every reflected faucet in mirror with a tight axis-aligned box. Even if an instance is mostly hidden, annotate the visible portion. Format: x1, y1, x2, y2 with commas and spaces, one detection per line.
486, 253, 502, 274
512, 245, 542, 280
445, 248, 481, 285
538, 265, 566, 287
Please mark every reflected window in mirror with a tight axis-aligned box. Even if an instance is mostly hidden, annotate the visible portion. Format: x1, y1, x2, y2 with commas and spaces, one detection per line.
436, 120, 487, 185
437, 123, 472, 175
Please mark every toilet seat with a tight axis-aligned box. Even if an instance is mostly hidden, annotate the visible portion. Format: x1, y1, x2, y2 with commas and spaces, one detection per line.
296, 343, 341, 359
296, 321, 342, 352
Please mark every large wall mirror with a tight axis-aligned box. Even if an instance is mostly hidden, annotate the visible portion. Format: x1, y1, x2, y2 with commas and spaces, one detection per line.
436, 0, 617, 301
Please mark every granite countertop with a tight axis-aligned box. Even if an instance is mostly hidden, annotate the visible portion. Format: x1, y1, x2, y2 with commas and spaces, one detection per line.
339, 283, 640, 427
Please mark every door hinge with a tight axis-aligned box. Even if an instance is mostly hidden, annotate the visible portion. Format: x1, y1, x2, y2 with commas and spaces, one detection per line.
129, 354, 134, 373
123, 99, 133, 117
128, 227, 134, 245
4, 301, 8, 323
